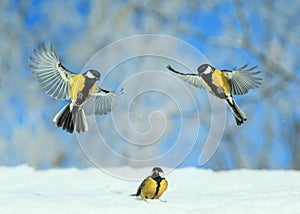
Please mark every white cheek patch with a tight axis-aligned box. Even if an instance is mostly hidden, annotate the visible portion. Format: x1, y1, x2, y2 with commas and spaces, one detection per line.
159, 171, 165, 178
86, 71, 95, 78
203, 67, 212, 74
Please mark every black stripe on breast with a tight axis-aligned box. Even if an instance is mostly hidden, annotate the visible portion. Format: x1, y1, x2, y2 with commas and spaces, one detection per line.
201, 73, 226, 99
76, 78, 97, 105
152, 177, 164, 199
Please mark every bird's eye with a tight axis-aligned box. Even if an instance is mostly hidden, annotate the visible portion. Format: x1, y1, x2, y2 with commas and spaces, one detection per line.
58, 63, 62, 67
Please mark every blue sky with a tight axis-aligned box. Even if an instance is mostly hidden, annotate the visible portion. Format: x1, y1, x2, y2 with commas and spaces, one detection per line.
1, 0, 299, 170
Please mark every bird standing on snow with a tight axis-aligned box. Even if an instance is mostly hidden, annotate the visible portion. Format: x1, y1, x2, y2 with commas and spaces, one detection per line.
131, 167, 168, 201
167, 63, 262, 125
30, 44, 122, 133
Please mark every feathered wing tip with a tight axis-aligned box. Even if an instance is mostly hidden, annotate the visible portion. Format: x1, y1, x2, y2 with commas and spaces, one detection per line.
226, 63, 262, 95
166, 65, 205, 89
130, 179, 144, 197
130, 186, 141, 197
29, 43, 74, 100
226, 97, 247, 126
166, 65, 178, 73
53, 103, 88, 133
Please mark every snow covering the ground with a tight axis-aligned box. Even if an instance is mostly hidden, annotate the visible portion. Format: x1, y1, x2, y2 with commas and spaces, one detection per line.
0, 166, 300, 214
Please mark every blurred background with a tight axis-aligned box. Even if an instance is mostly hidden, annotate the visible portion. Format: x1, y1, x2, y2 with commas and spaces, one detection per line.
0, 0, 299, 170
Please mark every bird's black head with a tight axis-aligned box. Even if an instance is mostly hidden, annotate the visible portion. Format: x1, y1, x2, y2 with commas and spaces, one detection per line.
150, 167, 164, 179
85, 70, 100, 80
197, 64, 214, 75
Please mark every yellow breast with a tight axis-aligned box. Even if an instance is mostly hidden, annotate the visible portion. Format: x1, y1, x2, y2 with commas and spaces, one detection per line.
141, 178, 157, 199
69, 74, 97, 102
154, 179, 168, 199
211, 69, 231, 96
70, 74, 85, 100
140, 178, 168, 200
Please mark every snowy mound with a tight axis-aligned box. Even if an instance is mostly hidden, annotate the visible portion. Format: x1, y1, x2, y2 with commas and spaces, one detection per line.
0, 166, 299, 213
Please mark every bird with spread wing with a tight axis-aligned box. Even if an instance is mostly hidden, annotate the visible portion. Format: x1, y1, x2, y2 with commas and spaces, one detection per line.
30, 44, 122, 133
167, 63, 262, 125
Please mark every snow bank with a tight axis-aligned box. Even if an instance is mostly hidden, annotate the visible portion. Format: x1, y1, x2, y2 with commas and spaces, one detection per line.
0, 166, 299, 214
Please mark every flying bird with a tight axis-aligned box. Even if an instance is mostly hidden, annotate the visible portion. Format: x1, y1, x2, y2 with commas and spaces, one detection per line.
30, 44, 122, 133
131, 167, 168, 201
167, 63, 262, 125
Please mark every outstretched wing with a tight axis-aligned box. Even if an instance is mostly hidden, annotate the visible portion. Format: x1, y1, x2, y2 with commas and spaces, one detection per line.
222, 63, 262, 95
83, 87, 123, 115
167, 65, 204, 88
29, 44, 75, 100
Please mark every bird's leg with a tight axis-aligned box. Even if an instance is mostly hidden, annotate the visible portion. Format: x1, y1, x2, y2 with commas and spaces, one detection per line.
143, 198, 149, 203
159, 198, 167, 202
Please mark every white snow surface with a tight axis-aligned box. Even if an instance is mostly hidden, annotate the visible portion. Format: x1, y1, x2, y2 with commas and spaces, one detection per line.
0, 165, 300, 214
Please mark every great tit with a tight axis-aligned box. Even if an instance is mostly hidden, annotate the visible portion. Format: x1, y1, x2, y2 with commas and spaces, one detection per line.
167, 63, 262, 125
131, 167, 168, 201
30, 44, 122, 133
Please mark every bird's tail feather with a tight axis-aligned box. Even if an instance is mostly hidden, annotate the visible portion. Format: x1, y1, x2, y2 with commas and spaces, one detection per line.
226, 97, 247, 126
53, 103, 88, 133
74, 107, 88, 133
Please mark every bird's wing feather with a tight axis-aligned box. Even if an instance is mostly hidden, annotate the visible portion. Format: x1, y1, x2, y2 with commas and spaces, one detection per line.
83, 87, 123, 115
136, 177, 148, 196
130, 177, 149, 196
29, 44, 75, 100
222, 63, 262, 95
167, 65, 204, 88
